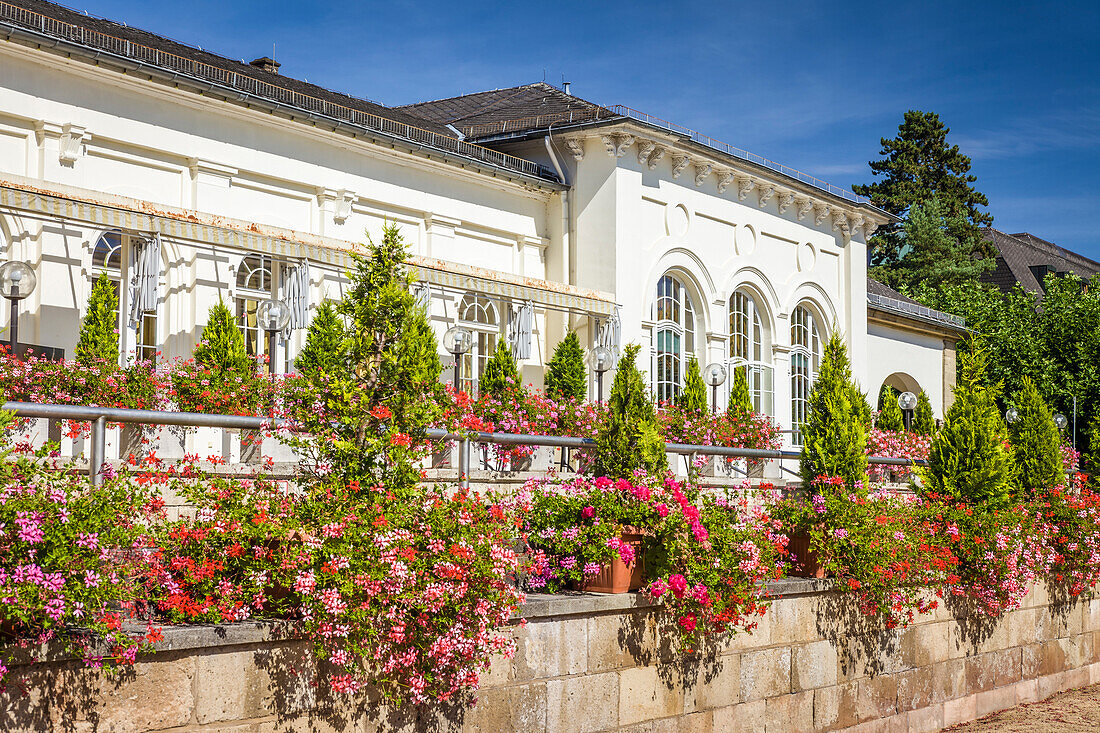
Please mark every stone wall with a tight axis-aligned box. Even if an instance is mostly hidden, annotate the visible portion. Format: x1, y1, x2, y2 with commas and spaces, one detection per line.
2, 579, 1098, 732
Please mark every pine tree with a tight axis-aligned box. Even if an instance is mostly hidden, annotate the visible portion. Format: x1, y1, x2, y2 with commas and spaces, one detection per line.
876, 383, 905, 432
1008, 376, 1064, 494
913, 390, 936, 435
193, 301, 252, 374
592, 344, 667, 479
294, 302, 345, 378
75, 272, 119, 365
676, 356, 707, 413
544, 332, 587, 402
478, 340, 518, 397
799, 333, 868, 489
924, 341, 1016, 507
727, 364, 752, 414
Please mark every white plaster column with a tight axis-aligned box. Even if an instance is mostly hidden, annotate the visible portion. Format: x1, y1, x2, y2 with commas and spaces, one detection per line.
424, 214, 460, 260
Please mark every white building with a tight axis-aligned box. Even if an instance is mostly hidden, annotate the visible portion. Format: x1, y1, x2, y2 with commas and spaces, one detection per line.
0, 0, 963, 445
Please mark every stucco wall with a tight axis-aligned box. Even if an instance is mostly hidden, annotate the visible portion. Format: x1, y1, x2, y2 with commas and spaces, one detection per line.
3, 580, 1097, 732
866, 321, 951, 418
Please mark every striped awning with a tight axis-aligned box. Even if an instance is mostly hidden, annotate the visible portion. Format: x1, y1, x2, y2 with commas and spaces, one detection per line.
0, 180, 616, 316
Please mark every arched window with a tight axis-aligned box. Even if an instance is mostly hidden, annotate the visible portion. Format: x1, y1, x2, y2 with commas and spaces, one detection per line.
789, 304, 821, 446
654, 273, 696, 404
458, 292, 499, 396
729, 290, 773, 415
236, 254, 274, 360
90, 230, 158, 363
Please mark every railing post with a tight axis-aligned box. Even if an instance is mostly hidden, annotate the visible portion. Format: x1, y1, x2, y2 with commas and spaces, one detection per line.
89, 415, 106, 486
458, 437, 471, 490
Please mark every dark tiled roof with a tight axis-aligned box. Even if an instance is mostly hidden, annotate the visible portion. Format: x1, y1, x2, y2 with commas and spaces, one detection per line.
980, 228, 1100, 294
866, 278, 966, 331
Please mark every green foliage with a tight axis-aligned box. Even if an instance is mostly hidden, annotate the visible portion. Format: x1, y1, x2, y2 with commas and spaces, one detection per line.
876, 383, 905, 432
676, 356, 707, 413
854, 110, 994, 286
592, 344, 667, 479
727, 364, 752, 414
544, 332, 587, 402
75, 273, 119, 365
1009, 376, 1065, 493
923, 341, 1016, 507
193, 301, 251, 374
294, 302, 344, 378
799, 333, 868, 489
913, 390, 935, 435
172, 300, 260, 414
478, 340, 518, 398
851, 386, 873, 430
1085, 415, 1100, 488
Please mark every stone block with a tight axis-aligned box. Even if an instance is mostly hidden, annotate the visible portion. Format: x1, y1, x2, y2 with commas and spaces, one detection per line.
942, 692, 976, 728
588, 611, 654, 672
1065, 666, 1089, 690
721, 612, 770, 653
739, 647, 791, 702
768, 596, 817, 645
195, 650, 252, 723
901, 622, 950, 668
1021, 643, 1042, 678
930, 658, 966, 703
59, 655, 196, 732
546, 672, 618, 733
764, 690, 814, 733
461, 682, 547, 732
711, 700, 766, 733
855, 674, 897, 721
523, 618, 588, 678
684, 654, 739, 712
895, 665, 933, 713
975, 685, 1015, 717
1051, 603, 1084, 638
618, 665, 683, 726
792, 640, 838, 691
1015, 677, 1039, 704
1037, 670, 1067, 701
991, 647, 1022, 687
250, 641, 317, 718
965, 652, 997, 693
1039, 639, 1069, 676
813, 681, 858, 731
906, 702, 943, 733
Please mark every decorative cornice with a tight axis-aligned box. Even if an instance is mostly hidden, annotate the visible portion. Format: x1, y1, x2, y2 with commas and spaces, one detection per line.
864, 219, 879, 238
813, 203, 830, 226
757, 183, 776, 208
716, 170, 736, 194
563, 137, 585, 161
796, 196, 814, 221
333, 189, 356, 224
776, 190, 794, 214
848, 214, 864, 237
58, 123, 86, 165
736, 176, 755, 201
647, 146, 666, 170
601, 133, 635, 158
187, 157, 238, 180
694, 163, 712, 187
671, 155, 691, 179
832, 211, 850, 237
636, 140, 657, 167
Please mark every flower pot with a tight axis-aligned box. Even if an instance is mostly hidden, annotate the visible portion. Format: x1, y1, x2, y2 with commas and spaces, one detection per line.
787, 532, 825, 579
572, 532, 646, 594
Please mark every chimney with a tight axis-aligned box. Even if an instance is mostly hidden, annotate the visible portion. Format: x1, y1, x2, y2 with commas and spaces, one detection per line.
249, 56, 281, 74
562, 81, 571, 95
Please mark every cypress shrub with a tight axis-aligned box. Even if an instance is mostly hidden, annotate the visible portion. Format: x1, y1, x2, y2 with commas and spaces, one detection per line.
876, 383, 905, 432
478, 341, 518, 397
852, 386, 873, 430
544, 332, 587, 402
1085, 415, 1100, 488
193, 301, 252, 374
592, 344, 667, 479
728, 364, 752, 414
913, 390, 935, 435
76, 272, 119, 366
294, 302, 345, 378
1008, 376, 1064, 493
799, 332, 868, 489
676, 356, 707, 412
924, 342, 1016, 507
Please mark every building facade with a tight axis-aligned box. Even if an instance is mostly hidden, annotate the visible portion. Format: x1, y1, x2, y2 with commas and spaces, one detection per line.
0, 0, 959, 445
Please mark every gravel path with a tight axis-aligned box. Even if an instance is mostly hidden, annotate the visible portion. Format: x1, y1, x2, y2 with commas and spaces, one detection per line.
944, 684, 1100, 732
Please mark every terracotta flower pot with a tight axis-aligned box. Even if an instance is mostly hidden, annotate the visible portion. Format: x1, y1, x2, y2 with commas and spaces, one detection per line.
572, 531, 647, 594
787, 532, 825, 579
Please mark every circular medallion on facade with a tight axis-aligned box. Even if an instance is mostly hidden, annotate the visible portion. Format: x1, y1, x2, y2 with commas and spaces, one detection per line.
737, 224, 757, 256
797, 242, 817, 272
666, 203, 691, 239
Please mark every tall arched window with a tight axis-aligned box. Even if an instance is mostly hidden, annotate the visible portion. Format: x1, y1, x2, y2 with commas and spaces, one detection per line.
729, 290, 773, 415
91, 230, 158, 363
236, 254, 274, 360
458, 292, 499, 396
789, 304, 822, 446
655, 273, 696, 404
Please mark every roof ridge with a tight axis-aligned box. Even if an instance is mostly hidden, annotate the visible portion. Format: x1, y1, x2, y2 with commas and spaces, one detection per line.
396, 82, 552, 109
989, 227, 1100, 269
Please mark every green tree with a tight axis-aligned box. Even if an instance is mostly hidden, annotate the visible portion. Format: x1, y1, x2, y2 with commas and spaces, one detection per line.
923, 341, 1016, 508
294, 302, 344, 378
193, 301, 251, 374
592, 344, 667, 479
1009, 376, 1064, 494
676, 356, 707, 412
799, 333, 868, 489
913, 390, 935, 435
727, 365, 752, 414
876, 383, 905, 432
851, 385, 874, 430
75, 273, 119, 365
1085, 415, 1100, 488
544, 332, 587, 402
854, 111, 994, 286
478, 340, 518, 397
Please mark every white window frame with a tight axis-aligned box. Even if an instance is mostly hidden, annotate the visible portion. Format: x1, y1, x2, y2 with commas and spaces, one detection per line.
654, 273, 696, 404
789, 304, 821, 446
728, 290, 774, 416
90, 229, 158, 364
458, 292, 500, 397
235, 254, 277, 363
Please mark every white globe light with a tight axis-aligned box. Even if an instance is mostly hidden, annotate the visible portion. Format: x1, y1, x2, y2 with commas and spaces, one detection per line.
0, 261, 37, 300
704, 362, 727, 387
256, 298, 291, 332
898, 391, 918, 411
1005, 407, 1019, 424
590, 345, 613, 373
443, 325, 472, 355
1054, 413, 1069, 430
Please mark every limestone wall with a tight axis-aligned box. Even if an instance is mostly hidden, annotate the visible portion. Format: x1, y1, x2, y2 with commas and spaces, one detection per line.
2, 579, 1098, 732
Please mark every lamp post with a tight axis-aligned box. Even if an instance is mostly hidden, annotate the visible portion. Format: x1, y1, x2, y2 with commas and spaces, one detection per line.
444, 326, 473, 490
898, 391, 918, 431
256, 298, 291, 375
1054, 413, 1069, 431
1005, 407, 1019, 424
0, 261, 37, 357
704, 362, 727, 414
590, 345, 613, 403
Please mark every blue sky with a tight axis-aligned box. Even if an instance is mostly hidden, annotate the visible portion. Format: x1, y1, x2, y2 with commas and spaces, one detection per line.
72, 0, 1099, 256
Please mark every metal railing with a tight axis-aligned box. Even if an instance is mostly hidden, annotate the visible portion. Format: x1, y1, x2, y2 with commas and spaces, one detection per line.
867, 292, 966, 328
0, 1, 552, 182
4, 402, 926, 489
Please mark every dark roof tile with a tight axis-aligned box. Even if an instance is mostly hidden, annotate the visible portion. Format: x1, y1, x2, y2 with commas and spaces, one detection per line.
980, 228, 1100, 294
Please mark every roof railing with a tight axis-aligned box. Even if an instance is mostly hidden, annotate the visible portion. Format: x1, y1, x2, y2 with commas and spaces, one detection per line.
867, 292, 966, 328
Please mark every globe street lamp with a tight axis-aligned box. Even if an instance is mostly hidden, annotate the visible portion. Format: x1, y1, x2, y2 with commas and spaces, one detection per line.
898, 391, 918, 431
443, 325, 472, 391
0, 261, 37, 357
1005, 407, 1019, 424
704, 362, 727, 414
590, 345, 613, 403
256, 298, 291, 374
1054, 413, 1069, 431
